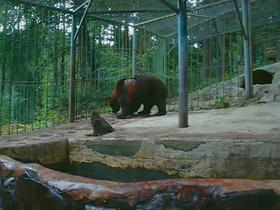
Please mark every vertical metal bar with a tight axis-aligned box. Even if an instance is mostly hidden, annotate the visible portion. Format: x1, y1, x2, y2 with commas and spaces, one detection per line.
242, 0, 253, 98
132, 27, 137, 77
177, 0, 188, 128
216, 40, 221, 85
208, 37, 212, 107
45, 69, 49, 127
45, 10, 50, 128
121, 25, 124, 78
213, 19, 222, 82
190, 45, 193, 108
163, 39, 167, 83
196, 45, 200, 109
69, 15, 77, 122
0, 4, 8, 135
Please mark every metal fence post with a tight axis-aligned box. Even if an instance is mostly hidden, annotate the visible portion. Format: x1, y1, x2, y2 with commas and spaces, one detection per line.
132, 27, 137, 77
242, 0, 253, 98
177, 0, 188, 128
69, 15, 77, 122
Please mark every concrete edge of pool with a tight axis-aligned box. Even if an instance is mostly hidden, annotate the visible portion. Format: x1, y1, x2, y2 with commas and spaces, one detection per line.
1, 102, 280, 209
1, 155, 280, 210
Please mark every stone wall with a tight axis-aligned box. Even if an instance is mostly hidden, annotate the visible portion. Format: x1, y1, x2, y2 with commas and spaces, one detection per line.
69, 138, 280, 179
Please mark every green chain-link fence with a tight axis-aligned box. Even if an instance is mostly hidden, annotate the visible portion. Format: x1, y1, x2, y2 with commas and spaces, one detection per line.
0, 0, 279, 135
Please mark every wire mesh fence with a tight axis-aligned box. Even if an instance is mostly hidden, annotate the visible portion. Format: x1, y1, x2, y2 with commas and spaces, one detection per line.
0, 0, 279, 136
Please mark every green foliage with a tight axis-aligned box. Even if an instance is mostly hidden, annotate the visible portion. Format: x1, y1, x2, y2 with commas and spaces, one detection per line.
234, 99, 248, 108
138, 48, 157, 69
211, 97, 231, 109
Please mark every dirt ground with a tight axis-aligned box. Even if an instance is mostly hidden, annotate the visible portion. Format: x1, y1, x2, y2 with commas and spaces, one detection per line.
0, 101, 280, 178
93, 101, 280, 141
1, 101, 280, 144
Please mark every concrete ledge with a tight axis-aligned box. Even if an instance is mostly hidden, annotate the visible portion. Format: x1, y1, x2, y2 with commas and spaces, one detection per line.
69, 138, 280, 179
0, 120, 93, 164
0, 139, 68, 165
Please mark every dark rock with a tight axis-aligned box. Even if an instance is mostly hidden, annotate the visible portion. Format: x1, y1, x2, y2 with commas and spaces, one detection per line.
1, 177, 17, 210
0, 157, 82, 210
216, 189, 279, 210
1, 172, 81, 210
15, 176, 68, 210
240, 69, 274, 88
91, 111, 114, 136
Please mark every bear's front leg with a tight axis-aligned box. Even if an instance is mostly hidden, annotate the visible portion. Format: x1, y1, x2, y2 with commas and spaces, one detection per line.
117, 101, 129, 119
116, 112, 126, 119
117, 106, 130, 119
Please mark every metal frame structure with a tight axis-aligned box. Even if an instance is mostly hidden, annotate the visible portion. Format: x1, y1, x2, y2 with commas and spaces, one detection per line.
213, 18, 222, 82
132, 27, 137, 77
241, 0, 253, 98
69, 0, 93, 122
177, 0, 188, 128
3, 0, 254, 128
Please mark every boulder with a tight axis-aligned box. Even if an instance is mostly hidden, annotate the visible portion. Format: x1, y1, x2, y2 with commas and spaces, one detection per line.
90, 111, 114, 136
259, 70, 280, 103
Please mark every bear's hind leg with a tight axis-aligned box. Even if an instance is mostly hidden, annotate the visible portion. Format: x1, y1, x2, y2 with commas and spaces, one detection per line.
138, 103, 153, 115
154, 102, 167, 116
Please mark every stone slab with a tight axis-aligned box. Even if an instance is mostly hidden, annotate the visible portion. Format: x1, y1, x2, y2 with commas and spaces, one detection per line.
69, 138, 280, 179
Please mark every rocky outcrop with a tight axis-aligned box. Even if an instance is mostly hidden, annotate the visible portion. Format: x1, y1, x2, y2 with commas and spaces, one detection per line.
259, 69, 280, 103
90, 111, 115, 136
1, 155, 280, 210
168, 62, 280, 111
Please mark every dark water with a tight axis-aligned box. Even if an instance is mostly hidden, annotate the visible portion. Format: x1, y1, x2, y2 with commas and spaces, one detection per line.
48, 162, 179, 182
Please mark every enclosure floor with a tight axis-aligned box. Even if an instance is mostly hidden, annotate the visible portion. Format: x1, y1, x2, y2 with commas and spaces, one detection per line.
1, 101, 280, 177
1, 101, 280, 144
96, 101, 280, 140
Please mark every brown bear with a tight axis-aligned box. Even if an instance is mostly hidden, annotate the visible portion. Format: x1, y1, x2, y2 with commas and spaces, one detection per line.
108, 75, 168, 119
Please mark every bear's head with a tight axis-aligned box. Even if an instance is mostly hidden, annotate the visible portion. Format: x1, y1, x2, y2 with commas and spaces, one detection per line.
107, 91, 120, 114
